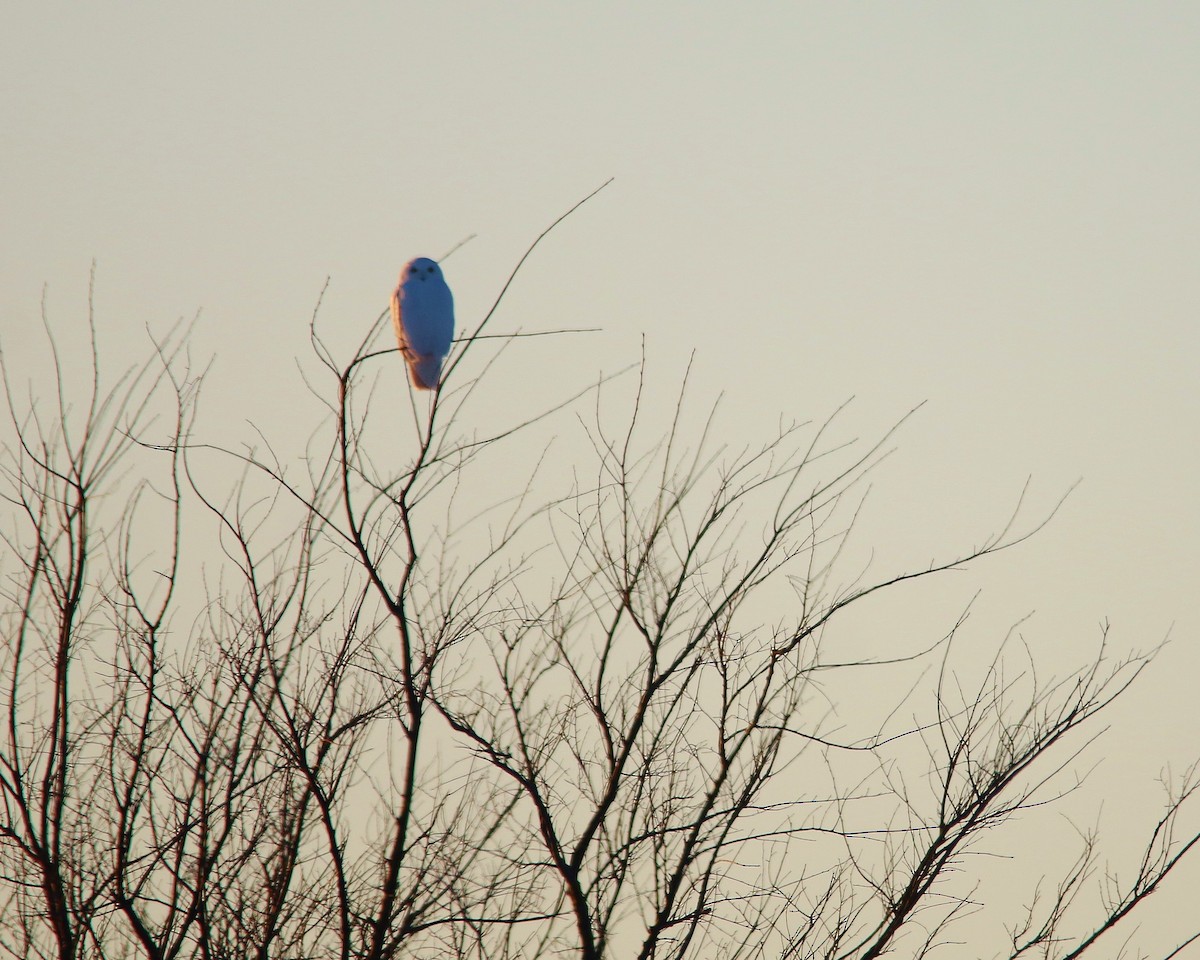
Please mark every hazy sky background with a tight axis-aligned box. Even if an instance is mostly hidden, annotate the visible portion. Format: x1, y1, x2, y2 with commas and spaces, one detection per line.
3, 3, 1199, 952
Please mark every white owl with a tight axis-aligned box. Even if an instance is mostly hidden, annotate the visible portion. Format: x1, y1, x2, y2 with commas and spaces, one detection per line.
390, 257, 455, 390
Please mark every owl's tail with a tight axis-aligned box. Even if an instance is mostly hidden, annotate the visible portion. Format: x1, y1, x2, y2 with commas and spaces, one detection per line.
408, 355, 445, 391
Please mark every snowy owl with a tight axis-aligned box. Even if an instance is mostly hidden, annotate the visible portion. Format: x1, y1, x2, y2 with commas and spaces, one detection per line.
390, 257, 455, 390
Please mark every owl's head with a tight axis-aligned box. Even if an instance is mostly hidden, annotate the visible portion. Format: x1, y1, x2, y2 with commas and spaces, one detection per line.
403, 257, 443, 283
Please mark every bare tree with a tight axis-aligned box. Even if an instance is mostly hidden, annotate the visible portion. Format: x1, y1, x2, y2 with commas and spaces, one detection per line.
1, 213, 1197, 960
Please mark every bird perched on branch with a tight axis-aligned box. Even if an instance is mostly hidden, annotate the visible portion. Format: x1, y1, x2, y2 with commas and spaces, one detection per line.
391, 257, 454, 390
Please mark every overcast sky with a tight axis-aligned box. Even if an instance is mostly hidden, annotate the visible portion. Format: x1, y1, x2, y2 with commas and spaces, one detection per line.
3, 3, 1198, 950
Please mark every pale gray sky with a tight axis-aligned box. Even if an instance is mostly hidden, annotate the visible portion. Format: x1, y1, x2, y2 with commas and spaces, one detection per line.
3, 2, 1199, 951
